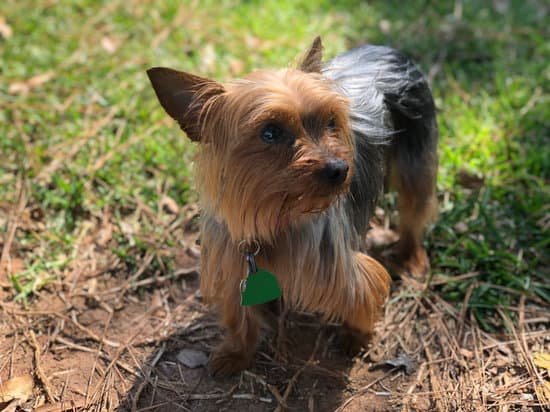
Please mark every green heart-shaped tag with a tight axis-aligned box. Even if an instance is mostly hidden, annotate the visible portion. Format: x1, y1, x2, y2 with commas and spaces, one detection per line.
240, 269, 282, 306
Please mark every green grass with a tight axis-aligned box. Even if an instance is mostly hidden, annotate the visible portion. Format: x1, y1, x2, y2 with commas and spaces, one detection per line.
1, 0, 548, 327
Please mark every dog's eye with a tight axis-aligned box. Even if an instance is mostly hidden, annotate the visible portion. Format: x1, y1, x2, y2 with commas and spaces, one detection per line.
261, 124, 285, 144
327, 117, 337, 130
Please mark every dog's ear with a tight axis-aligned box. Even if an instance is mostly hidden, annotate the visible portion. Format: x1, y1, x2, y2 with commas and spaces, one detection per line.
299, 36, 323, 73
147, 68, 224, 141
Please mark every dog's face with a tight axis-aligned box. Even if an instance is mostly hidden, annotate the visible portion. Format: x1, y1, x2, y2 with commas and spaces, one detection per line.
148, 37, 354, 241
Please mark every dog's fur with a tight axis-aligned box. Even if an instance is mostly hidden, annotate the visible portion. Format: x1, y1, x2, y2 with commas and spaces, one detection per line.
147, 37, 438, 375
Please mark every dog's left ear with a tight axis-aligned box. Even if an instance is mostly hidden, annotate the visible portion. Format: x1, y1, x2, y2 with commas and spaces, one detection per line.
299, 36, 323, 73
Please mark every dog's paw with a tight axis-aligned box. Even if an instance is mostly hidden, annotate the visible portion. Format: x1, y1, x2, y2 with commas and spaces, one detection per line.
339, 327, 372, 357
208, 346, 252, 377
382, 244, 430, 278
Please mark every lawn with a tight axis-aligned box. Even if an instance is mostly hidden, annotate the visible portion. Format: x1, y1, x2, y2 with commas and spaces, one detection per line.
1, 1, 549, 410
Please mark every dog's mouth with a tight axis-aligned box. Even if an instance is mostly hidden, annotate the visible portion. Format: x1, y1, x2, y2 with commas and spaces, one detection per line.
301, 193, 344, 215
274, 189, 346, 231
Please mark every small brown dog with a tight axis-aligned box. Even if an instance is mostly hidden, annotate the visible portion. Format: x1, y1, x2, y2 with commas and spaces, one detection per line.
147, 37, 438, 375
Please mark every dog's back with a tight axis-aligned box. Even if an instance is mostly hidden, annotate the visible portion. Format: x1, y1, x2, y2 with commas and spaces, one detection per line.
325, 45, 438, 274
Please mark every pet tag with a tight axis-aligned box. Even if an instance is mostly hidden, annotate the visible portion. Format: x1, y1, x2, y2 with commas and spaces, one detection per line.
240, 252, 281, 306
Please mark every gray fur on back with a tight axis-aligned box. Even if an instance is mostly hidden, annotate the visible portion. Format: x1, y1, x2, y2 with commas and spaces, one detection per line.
322, 44, 433, 236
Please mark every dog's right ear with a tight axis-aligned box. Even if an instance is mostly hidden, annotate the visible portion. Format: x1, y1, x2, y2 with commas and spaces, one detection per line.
147, 68, 224, 141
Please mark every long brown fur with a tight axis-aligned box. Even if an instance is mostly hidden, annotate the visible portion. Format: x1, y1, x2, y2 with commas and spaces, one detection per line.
147, 37, 437, 376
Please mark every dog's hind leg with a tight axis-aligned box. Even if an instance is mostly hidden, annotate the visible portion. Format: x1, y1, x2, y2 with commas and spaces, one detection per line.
384, 75, 438, 277
388, 164, 437, 276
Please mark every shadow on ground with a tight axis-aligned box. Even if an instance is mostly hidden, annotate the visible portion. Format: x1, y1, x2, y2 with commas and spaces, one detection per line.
119, 309, 360, 411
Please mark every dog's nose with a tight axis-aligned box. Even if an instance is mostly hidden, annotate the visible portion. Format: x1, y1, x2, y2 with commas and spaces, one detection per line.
321, 158, 349, 186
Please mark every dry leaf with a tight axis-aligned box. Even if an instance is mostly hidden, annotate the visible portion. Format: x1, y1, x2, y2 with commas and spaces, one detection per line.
119, 220, 138, 237
520, 393, 535, 401
245, 35, 261, 49
188, 245, 201, 259
176, 348, 208, 369
229, 58, 244, 75
84, 278, 97, 294
459, 348, 474, 359
96, 222, 113, 246
369, 353, 416, 375
454, 221, 468, 234
379, 19, 391, 34
151, 28, 169, 48
533, 352, 550, 372
456, 168, 485, 190
150, 289, 165, 316
0, 16, 12, 39
0, 374, 34, 402
533, 354, 550, 404
365, 226, 399, 249
409, 394, 431, 411
101, 36, 118, 54
201, 44, 216, 72
9, 71, 54, 95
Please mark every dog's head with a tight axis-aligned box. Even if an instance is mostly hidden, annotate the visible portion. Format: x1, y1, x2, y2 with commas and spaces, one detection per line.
147, 37, 354, 242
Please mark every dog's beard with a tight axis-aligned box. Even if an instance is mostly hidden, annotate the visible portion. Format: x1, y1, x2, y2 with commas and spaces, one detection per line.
273, 189, 348, 233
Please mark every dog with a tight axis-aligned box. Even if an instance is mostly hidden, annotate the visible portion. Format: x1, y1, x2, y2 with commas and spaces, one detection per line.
147, 37, 438, 375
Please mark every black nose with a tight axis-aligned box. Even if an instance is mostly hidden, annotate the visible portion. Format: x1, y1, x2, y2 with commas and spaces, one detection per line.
321, 158, 349, 186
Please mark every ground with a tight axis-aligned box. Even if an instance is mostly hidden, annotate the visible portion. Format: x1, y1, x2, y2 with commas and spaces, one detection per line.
0, 1, 549, 411
1, 208, 548, 411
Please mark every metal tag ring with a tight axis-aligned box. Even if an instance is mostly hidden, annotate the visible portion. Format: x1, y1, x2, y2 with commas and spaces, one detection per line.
238, 239, 260, 256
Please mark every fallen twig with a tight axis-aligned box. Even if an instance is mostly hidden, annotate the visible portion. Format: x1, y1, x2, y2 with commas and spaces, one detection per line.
267, 384, 287, 409
27, 330, 57, 403
186, 384, 238, 401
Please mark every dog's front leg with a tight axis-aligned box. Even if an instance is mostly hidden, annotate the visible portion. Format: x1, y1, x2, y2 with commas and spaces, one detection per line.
208, 281, 260, 376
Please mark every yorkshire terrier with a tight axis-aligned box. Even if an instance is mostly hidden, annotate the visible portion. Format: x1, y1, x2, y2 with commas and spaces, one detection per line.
147, 37, 438, 375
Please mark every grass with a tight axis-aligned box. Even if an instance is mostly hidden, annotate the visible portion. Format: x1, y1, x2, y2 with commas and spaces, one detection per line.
1, 0, 549, 326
